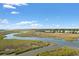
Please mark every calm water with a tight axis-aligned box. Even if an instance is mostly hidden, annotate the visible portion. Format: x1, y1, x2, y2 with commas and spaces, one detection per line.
5, 33, 79, 48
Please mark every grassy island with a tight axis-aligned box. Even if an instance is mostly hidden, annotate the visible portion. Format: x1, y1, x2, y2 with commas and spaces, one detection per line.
15, 31, 79, 41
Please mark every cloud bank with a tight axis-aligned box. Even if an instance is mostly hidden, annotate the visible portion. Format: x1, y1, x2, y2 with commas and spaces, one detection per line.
0, 19, 78, 29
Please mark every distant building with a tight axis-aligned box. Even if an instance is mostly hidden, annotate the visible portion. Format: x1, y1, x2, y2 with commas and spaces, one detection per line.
37, 29, 79, 34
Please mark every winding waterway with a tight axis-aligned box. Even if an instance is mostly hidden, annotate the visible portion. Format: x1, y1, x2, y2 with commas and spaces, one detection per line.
4, 33, 79, 55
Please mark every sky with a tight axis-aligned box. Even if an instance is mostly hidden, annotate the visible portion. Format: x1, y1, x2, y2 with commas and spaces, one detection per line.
0, 3, 79, 29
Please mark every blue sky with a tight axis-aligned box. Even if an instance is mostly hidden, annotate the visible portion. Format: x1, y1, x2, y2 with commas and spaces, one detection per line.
0, 3, 79, 29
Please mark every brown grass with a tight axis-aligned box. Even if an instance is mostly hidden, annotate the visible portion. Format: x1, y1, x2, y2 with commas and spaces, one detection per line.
15, 32, 79, 41
0, 39, 54, 55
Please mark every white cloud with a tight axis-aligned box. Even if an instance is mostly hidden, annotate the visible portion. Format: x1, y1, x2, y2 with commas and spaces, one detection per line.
3, 4, 16, 9
30, 23, 43, 28
0, 19, 9, 29
1, 0, 28, 10
0, 19, 78, 29
0, 19, 9, 24
1, 0, 29, 16
15, 20, 43, 29
16, 21, 36, 25
0, 20, 43, 29
11, 11, 19, 14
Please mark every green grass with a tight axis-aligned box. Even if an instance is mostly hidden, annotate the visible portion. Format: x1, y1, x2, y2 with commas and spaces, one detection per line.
0, 35, 5, 40
37, 46, 79, 56
0, 39, 52, 55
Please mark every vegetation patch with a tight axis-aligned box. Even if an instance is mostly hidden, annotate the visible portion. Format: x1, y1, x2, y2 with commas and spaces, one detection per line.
15, 31, 79, 41
0, 39, 53, 55
37, 46, 79, 56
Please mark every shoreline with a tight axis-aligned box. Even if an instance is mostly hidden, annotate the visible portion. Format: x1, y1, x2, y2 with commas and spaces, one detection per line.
15, 32, 79, 41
